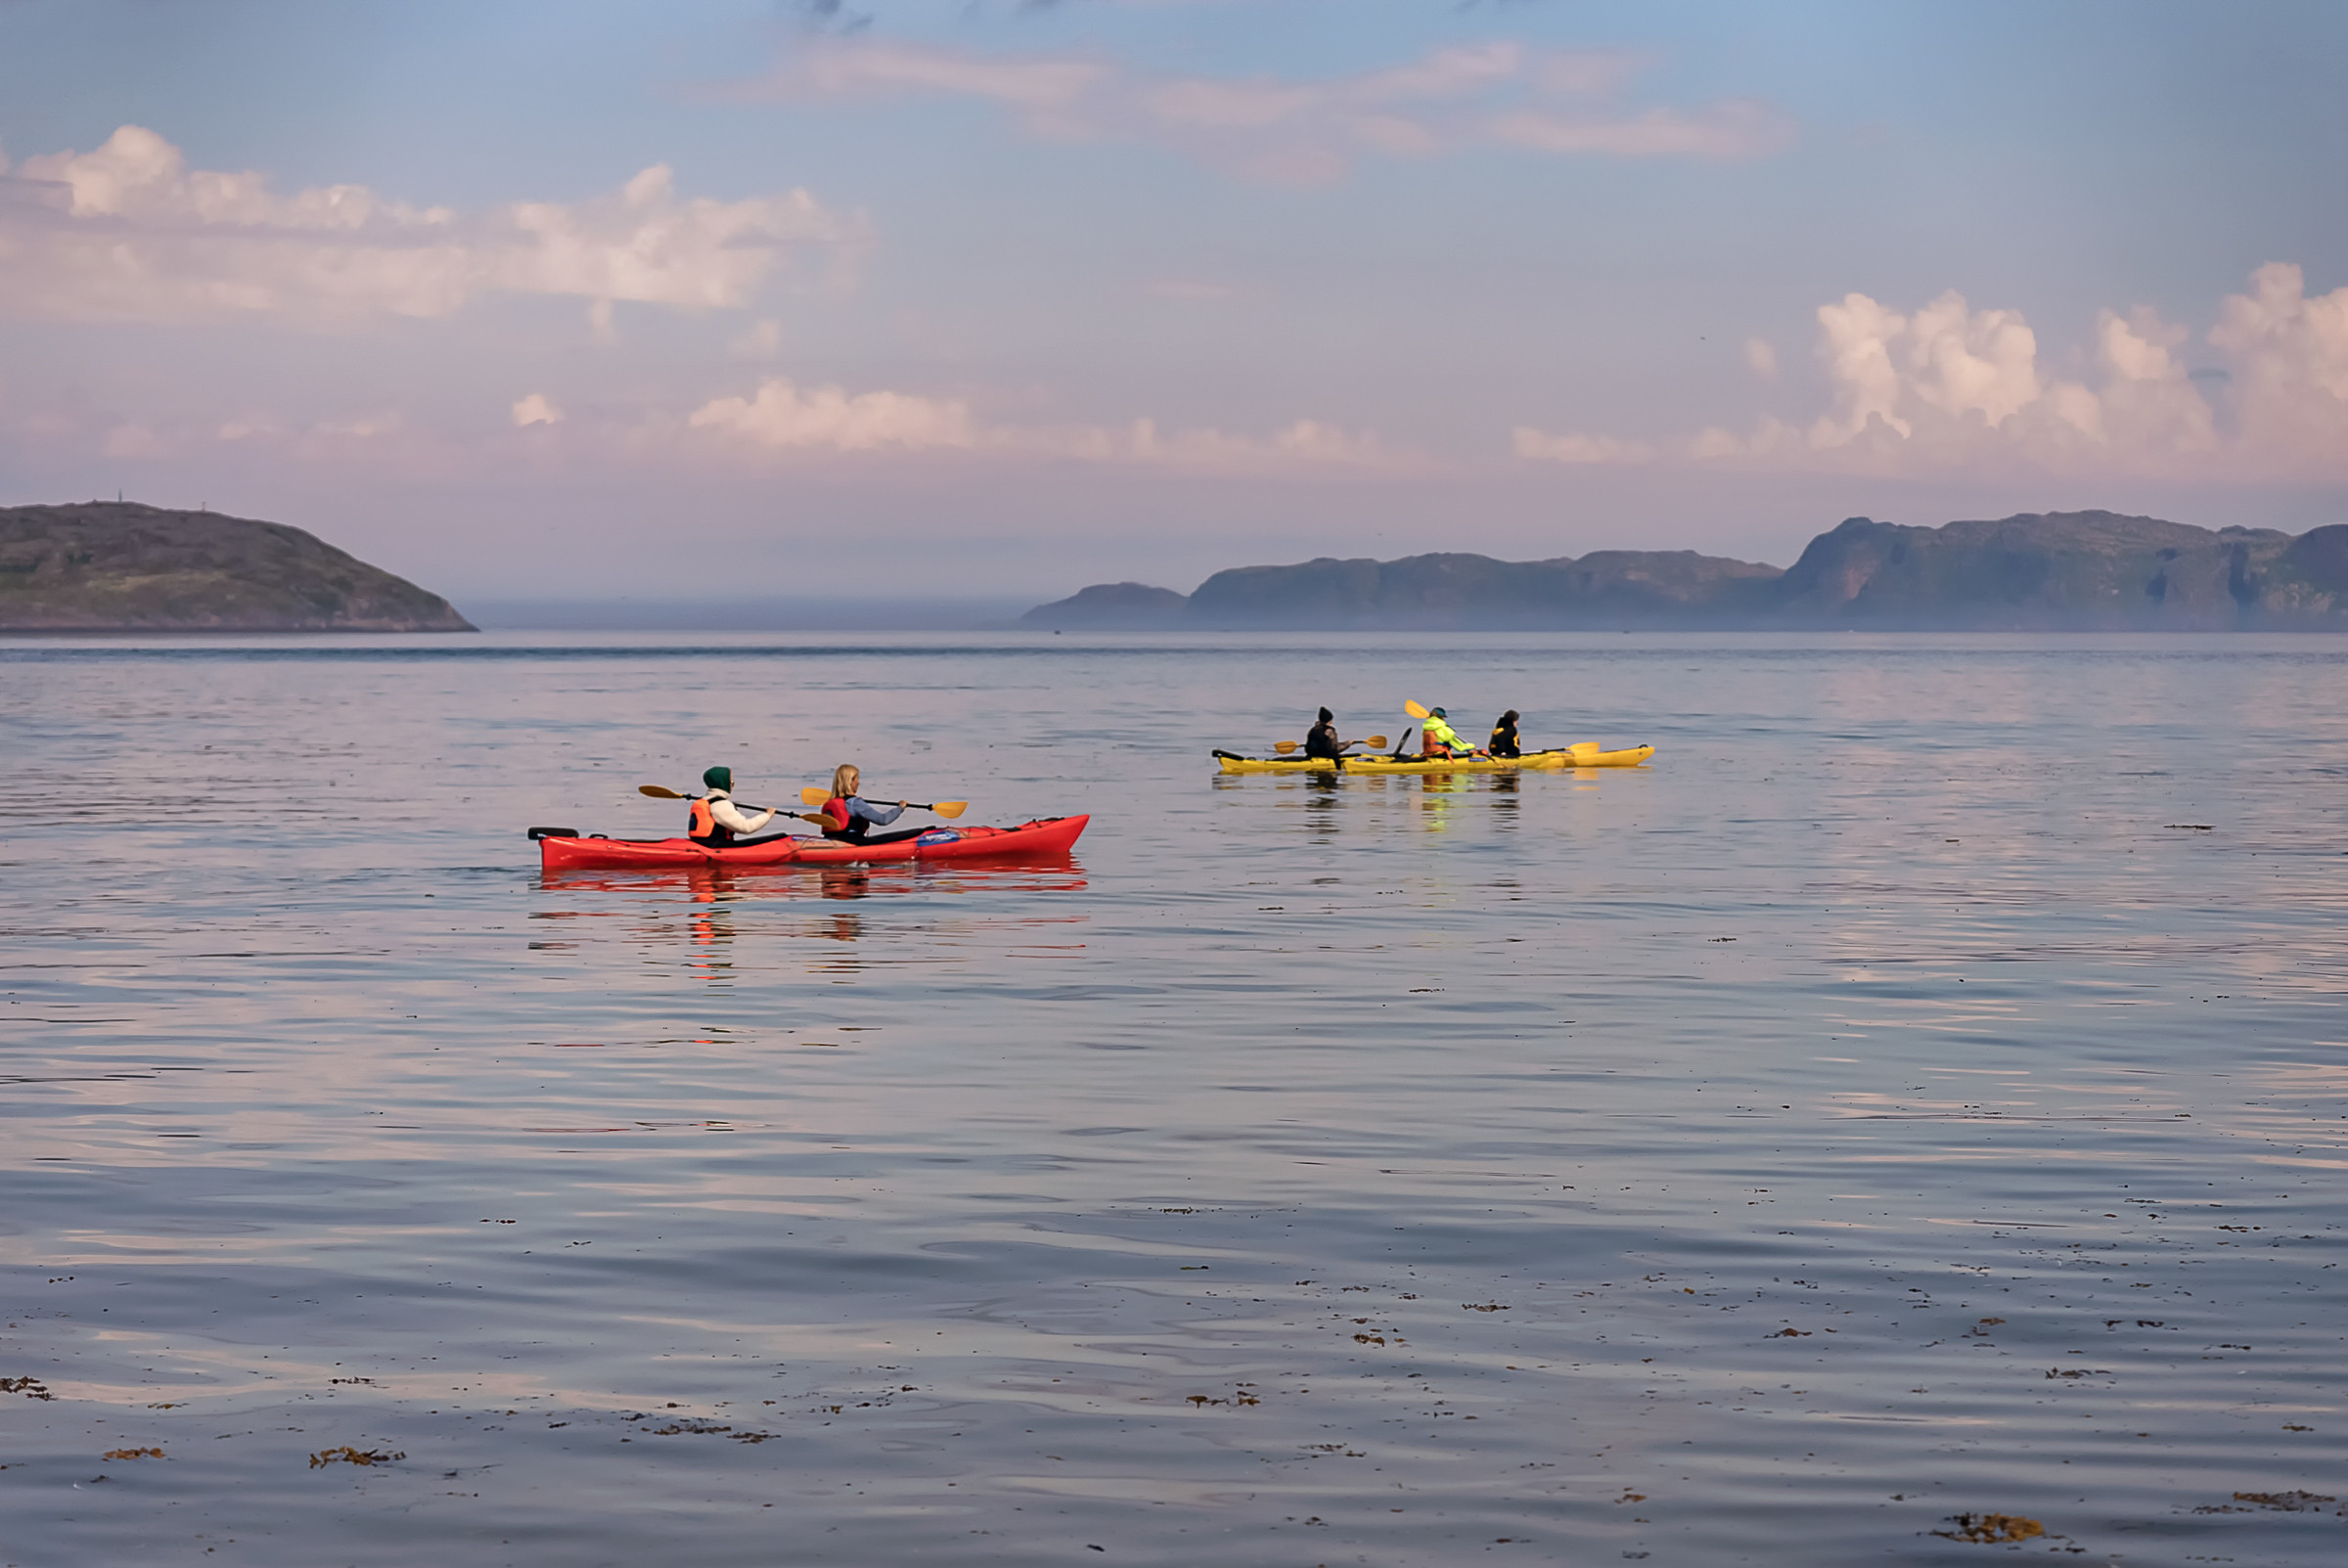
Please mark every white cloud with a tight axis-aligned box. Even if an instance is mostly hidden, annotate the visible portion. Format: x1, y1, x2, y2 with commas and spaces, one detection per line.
1742, 336, 1778, 381
1511, 427, 1653, 465
0, 125, 860, 325
681, 375, 1404, 470
313, 411, 406, 439
1117, 416, 1396, 468
512, 393, 564, 427
1516, 264, 2348, 480
1809, 289, 2065, 445
2090, 305, 2215, 450
688, 377, 978, 451
217, 415, 286, 442
745, 38, 1792, 182
2209, 262, 2348, 460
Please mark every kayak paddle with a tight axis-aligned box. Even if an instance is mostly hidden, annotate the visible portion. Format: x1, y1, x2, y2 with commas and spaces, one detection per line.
1404, 699, 1431, 719
797, 786, 968, 820
1271, 735, 1387, 754
636, 784, 818, 821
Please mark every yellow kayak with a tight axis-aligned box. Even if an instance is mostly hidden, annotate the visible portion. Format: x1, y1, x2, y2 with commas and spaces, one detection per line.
1214, 745, 1654, 775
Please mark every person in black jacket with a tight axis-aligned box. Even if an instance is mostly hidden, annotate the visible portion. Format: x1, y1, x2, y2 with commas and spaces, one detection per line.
1303, 707, 1358, 761
1487, 710, 1522, 758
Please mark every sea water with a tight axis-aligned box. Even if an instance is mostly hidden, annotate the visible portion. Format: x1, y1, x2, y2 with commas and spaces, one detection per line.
1, 631, 2343, 1566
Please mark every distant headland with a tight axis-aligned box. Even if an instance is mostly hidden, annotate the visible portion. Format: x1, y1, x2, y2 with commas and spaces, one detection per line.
1023, 512, 2348, 632
0, 502, 474, 633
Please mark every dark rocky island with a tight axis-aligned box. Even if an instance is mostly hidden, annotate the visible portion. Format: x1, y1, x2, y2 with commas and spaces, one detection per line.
1023, 511, 2348, 631
0, 502, 474, 632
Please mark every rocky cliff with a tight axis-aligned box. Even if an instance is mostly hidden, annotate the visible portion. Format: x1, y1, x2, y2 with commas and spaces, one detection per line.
1022, 512, 2348, 631
0, 503, 474, 632
1768, 512, 2328, 629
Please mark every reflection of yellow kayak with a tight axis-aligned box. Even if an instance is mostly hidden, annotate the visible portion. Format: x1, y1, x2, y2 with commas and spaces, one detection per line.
1214, 745, 1654, 775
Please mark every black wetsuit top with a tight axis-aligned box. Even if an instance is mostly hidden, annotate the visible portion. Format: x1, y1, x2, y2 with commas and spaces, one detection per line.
1488, 719, 1521, 758
1304, 720, 1342, 760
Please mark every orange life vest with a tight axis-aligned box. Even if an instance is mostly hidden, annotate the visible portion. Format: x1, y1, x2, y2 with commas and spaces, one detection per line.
688, 796, 730, 844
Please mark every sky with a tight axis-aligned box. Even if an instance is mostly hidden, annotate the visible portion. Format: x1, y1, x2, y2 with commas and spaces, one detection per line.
2, 0, 2344, 603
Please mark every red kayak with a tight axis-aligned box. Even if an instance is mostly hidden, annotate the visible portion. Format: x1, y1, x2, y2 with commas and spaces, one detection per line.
531, 815, 1089, 873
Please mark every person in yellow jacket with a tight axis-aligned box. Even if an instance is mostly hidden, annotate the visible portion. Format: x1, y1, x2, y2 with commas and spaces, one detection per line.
1420, 706, 1474, 758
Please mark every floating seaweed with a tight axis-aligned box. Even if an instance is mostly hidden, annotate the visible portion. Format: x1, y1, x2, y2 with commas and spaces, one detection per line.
1186, 1385, 1262, 1408
1, 1376, 55, 1401
1933, 1513, 2046, 1543
308, 1446, 405, 1468
102, 1448, 162, 1460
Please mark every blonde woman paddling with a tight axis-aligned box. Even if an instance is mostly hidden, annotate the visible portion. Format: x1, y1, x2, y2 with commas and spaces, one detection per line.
816, 764, 927, 845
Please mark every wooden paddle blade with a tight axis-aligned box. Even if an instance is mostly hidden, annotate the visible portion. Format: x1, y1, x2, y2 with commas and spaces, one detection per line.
800, 786, 831, 806
1404, 699, 1430, 719
1273, 739, 1299, 753
1364, 735, 1388, 749
639, 784, 686, 799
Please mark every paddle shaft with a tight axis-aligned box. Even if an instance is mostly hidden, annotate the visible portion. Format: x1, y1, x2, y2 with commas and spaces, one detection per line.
637, 784, 809, 818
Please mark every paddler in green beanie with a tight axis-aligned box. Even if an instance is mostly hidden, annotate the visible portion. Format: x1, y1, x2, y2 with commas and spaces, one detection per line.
685, 765, 781, 846
1420, 707, 1473, 759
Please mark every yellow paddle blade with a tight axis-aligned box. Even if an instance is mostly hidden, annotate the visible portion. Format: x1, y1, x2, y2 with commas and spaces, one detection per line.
1404, 699, 1430, 720
800, 786, 831, 806
930, 801, 968, 819
1364, 735, 1388, 749
1568, 741, 1603, 762
1273, 739, 1299, 753
639, 784, 685, 799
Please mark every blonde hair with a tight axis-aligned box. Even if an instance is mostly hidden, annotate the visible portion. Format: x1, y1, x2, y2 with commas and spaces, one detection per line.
830, 763, 860, 799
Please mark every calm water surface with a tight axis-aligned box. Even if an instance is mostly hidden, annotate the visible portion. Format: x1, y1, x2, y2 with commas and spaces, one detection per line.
2, 632, 2344, 1566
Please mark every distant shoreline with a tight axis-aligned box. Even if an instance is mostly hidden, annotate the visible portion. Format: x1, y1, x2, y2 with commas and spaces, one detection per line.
1021, 511, 2348, 633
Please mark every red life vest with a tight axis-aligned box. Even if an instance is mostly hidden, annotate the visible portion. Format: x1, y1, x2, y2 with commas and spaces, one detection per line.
820, 796, 852, 832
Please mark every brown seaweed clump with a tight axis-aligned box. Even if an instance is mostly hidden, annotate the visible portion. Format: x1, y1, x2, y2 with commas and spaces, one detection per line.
1933, 1513, 2046, 1543
308, 1446, 406, 1468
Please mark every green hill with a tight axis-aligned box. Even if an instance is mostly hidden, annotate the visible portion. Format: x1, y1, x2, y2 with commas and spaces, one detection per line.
0, 503, 474, 633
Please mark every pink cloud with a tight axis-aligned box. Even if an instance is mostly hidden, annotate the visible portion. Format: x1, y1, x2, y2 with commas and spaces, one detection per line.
0, 126, 862, 326
743, 38, 1794, 182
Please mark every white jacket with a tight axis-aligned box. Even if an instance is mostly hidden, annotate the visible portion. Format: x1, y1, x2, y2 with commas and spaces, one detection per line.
704, 788, 777, 835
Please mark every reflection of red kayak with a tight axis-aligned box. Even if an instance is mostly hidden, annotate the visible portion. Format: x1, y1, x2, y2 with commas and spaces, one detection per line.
532, 815, 1089, 872
537, 859, 1088, 897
